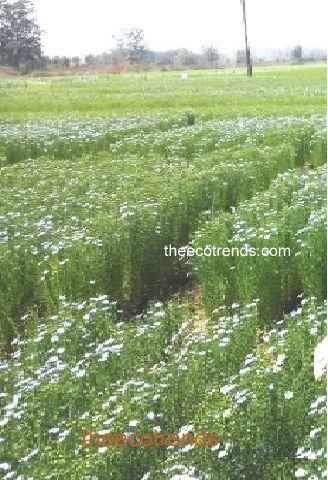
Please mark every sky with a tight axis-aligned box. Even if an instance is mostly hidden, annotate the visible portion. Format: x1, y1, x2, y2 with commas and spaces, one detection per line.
27, 0, 327, 58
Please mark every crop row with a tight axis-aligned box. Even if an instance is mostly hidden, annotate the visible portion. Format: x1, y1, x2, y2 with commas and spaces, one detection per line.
192, 165, 327, 328
148, 297, 327, 480
0, 282, 325, 478
0, 113, 326, 166
2, 123, 326, 349
0, 113, 188, 165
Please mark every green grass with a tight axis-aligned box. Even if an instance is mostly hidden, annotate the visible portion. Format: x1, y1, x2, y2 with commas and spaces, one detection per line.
0, 65, 325, 119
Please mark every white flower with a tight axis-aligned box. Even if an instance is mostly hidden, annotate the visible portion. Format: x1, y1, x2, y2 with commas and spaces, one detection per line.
181, 444, 195, 452
49, 427, 60, 434
295, 467, 307, 478
179, 424, 194, 436
284, 391, 293, 400
296, 447, 304, 457
218, 450, 228, 458
223, 408, 232, 418
306, 451, 316, 460
129, 420, 139, 427
220, 384, 235, 395
276, 353, 286, 365
309, 427, 322, 439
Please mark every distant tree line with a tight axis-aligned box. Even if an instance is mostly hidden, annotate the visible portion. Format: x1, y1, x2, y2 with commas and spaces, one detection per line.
45, 31, 229, 70
46, 44, 326, 71
35, 25, 328, 73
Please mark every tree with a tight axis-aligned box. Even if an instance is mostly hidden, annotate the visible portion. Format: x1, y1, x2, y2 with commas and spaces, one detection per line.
173, 48, 198, 66
84, 54, 97, 66
236, 49, 246, 64
202, 45, 219, 67
52, 55, 69, 68
0, 0, 42, 71
240, 0, 252, 76
113, 28, 146, 65
291, 45, 303, 62
71, 56, 80, 67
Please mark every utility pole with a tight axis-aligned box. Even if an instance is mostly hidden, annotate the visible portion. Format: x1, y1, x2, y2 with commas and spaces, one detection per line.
241, 0, 252, 76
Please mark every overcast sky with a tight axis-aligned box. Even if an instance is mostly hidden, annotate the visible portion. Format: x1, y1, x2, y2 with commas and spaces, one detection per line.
29, 0, 327, 57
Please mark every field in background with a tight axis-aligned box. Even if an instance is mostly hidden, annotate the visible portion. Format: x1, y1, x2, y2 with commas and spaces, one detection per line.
0, 64, 326, 479
0, 64, 326, 119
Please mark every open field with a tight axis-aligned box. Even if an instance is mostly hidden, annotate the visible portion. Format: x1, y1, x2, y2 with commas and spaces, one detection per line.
0, 64, 326, 479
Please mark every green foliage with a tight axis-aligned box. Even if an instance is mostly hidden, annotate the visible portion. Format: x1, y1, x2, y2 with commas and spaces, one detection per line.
0, 65, 326, 479
0, 291, 325, 478
2, 132, 324, 343
0, 0, 42, 70
192, 166, 327, 327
